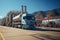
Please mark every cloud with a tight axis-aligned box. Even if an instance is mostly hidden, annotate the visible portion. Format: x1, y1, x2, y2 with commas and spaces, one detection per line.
0, 16, 3, 19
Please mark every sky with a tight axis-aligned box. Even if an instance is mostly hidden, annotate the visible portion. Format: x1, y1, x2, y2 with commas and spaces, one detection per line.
0, 0, 60, 19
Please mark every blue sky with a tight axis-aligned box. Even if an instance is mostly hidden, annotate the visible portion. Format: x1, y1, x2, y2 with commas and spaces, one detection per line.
0, 0, 60, 19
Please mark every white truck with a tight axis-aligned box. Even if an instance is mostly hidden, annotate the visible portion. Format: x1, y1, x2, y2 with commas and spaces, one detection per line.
42, 19, 60, 27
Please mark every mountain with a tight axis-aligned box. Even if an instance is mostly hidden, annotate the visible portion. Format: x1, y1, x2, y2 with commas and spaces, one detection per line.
33, 8, 60, 18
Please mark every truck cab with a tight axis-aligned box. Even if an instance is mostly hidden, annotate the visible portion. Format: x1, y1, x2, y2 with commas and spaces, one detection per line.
21, 14, 35, 29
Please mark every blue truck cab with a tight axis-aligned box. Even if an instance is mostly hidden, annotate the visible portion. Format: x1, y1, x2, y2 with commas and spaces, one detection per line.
21, 13, 35, 29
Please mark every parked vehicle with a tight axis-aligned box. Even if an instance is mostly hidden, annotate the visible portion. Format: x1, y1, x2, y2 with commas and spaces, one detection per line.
42, 19, 60, 27
21, 14, 36, 29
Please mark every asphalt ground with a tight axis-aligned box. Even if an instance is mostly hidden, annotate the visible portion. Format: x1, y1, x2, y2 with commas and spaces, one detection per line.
0, 26, 60, 40
0, 35, 2, 40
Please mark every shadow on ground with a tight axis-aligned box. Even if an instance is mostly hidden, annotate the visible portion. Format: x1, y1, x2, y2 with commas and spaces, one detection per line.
30, 33, 60, 40
25, 28, 60, 32
35, 28, 60, 32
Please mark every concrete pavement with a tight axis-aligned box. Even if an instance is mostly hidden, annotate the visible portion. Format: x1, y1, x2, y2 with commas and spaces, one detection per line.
0, 26, 60, 40
0, 35, 2, 40
0, 32, 5, 40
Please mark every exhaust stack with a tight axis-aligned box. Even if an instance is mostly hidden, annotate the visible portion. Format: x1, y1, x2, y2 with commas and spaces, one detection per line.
21, 5, 27, 14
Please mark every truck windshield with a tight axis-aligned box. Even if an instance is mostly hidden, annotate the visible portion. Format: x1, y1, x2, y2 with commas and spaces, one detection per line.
26, 16, 33, 20
23, 16, 34, 20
